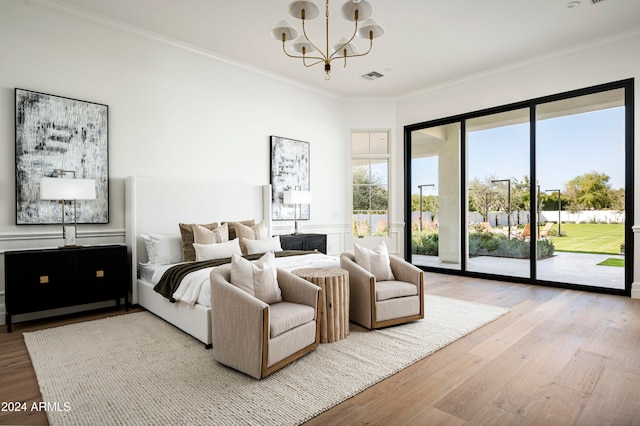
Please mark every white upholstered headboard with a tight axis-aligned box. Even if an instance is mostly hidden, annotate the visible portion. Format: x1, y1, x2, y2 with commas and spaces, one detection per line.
125, 176, 272, 304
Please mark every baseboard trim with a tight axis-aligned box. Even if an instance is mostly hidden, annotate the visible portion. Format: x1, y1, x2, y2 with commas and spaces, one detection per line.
632, 282, 640, 299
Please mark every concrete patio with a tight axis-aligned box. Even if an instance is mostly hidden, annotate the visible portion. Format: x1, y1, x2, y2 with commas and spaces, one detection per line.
413, 251, 625, 290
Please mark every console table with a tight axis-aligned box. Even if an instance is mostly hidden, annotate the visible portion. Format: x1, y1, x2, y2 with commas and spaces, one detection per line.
4, 245, 129, 332
279, 233, 327, 254
292, 267, 349, 343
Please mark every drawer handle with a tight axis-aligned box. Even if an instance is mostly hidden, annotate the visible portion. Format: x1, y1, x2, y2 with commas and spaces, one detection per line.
96, 270, 105, 278
39, 275, 49, 284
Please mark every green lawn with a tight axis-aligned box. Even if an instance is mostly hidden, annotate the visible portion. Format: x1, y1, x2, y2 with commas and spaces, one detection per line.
546, 223, 624, 255
597, 258, 625, 267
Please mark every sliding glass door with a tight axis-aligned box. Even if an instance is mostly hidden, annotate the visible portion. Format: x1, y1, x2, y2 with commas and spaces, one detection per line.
535, 89, 626, 290
405, 80, 633, 295
466, 109, 530, 279
409, 123, 461, 270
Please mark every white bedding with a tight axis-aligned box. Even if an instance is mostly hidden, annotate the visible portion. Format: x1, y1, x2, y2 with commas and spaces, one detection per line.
140, 253, 340, 307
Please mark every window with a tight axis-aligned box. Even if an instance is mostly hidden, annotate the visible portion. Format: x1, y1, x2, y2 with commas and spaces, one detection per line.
351, 131, 390, 237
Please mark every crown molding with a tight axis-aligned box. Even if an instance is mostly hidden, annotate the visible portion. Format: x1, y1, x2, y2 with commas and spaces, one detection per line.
22, 0, 345, 102
398, 28, 640, 101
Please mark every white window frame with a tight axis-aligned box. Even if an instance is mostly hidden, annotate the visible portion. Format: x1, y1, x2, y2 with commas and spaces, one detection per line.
350, 129, 392, 238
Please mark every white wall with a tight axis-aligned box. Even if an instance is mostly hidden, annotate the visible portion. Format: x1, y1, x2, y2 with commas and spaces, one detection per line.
0, 0, 349, 322
396, 30, 640, 297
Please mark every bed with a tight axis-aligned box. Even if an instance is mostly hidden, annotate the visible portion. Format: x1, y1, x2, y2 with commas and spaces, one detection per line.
124, 176, 339, 347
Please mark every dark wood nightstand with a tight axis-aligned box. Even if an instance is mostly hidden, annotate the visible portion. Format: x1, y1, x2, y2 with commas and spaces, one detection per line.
4, 245, 129, 332
279, 233, 327, 254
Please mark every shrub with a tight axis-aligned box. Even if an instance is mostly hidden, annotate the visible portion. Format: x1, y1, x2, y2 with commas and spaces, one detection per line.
414, 230, 555, 259
469, 233, 554, 259
411, 231, 439, 256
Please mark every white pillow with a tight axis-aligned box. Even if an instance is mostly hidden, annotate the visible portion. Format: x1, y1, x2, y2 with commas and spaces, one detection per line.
230, 252, 282, 304
243, 236, 283, 255
141, 233, 183, 265
354, 241, 395, 281
193, 238, 242, 261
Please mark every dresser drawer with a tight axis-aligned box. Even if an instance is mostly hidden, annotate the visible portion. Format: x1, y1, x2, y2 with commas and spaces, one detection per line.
74, 250, 122, 303
5, 251, 71, 314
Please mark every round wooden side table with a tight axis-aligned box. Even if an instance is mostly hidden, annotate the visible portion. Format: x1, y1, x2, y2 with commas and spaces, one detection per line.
292, 267, 349, 343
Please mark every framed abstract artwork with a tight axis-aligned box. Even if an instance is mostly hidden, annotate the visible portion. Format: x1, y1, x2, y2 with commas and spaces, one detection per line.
15, 88, 109, 224
270, 136, 310, 220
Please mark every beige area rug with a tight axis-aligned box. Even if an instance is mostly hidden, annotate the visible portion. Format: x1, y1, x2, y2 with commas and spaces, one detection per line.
24, 295, 509, 426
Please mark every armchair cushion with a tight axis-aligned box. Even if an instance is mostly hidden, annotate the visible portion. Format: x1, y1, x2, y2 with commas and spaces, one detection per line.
354, 241, 395, 281
269, 302, 316, 338
230, 252, 282, 304
375, 281, 419, 301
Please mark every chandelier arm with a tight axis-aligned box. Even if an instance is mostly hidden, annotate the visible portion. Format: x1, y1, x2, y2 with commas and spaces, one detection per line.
302, 57, 326, 68
300, 17, 328, 61
329, 37, 373, 63
327, 22, 360, 62
281, 42, 325, 62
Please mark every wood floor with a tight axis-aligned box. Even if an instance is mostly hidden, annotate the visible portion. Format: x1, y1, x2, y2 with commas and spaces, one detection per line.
2, 274, 640, 425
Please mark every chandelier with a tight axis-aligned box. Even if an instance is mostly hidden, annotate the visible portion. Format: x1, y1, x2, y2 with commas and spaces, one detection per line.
270, 0, 384, 80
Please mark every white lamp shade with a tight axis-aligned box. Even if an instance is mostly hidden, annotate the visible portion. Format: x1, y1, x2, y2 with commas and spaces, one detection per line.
289, 1, 320, 20
40, 178, 96, 200
283, 190, 312, 204
270, 20, 299, 41
291, 36, 317, 54
357, 18, 384, 39
333, 37, 360, 58
340, 0, 372, 22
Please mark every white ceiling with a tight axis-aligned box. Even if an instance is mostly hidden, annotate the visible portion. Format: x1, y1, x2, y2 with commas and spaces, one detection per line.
52, 0, 640, 98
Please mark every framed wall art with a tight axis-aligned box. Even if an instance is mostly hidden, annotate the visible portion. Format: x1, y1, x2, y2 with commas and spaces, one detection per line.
15, 88, 109, 224
270, 136, 310, 220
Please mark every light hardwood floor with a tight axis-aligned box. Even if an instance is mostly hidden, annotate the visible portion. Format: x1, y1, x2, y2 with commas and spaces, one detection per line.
2, 273, 640, 425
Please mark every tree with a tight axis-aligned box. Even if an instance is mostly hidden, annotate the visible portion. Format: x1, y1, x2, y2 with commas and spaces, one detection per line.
564, 172, 612, 210
411, 194, 438, 213
353, 167, 388, 212
468, 176, 500, 221
610, 188, 625, 211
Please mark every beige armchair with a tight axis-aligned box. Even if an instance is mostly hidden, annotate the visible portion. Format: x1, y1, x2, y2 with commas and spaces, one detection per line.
340, 252, 424, 329
210, 265, 321, 379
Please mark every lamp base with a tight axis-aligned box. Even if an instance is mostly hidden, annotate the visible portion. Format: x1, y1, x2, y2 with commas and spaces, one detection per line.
64, 226, 77, 247
293, 220, 302, 235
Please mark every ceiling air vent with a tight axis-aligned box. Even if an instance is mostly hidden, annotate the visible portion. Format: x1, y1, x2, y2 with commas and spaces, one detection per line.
591, 0, 605, 4
361, 71, 384, 81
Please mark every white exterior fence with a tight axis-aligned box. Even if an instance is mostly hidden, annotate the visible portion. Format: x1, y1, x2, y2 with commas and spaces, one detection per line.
412, 210, 625, 230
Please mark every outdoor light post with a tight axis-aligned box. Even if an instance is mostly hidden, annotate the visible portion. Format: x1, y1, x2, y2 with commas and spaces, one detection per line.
545, 189, 561, 237
537, 184, 541, 237
491, 179, 511, 240
418, 184, 435, 231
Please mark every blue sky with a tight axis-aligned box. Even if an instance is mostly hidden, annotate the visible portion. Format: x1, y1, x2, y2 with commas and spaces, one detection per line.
411, 107, 625, 195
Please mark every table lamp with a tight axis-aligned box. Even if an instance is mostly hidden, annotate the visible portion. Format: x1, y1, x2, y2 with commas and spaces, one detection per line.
40, 171, 96, 247
283, 188, 312, 234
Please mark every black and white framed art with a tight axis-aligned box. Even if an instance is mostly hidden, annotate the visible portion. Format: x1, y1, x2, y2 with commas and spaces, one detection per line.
270, 136, 310, 221
15, 88, 109, 225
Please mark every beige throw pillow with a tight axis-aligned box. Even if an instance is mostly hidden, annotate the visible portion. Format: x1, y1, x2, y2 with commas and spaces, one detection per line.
235, 221, 268, 255
230, 252, 282, 304
193, 222, 229, 245
223, 220, 256, 241
178, 222, 218, 262
354, 241, 395, 282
